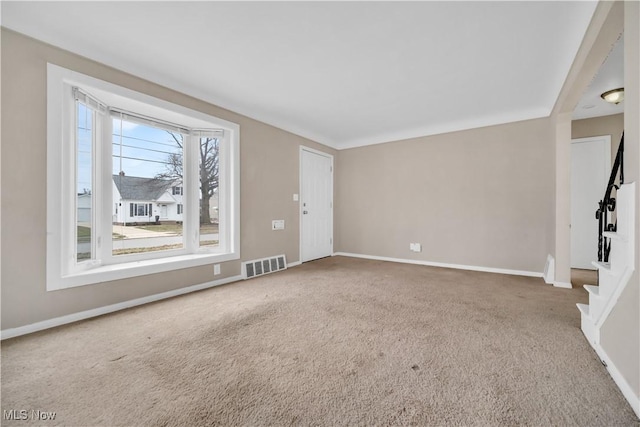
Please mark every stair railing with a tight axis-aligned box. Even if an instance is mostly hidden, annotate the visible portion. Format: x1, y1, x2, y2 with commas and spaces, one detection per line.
596, 133, 624, 262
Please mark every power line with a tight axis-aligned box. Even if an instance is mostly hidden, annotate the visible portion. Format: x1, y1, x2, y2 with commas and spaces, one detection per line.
113, 133, 181, 150
112, 155, 173, 166
116, 143, 182, 157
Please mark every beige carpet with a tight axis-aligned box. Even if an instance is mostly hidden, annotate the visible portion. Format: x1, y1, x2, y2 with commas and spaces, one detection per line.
571, 268, 599, 289
2, 256, 638, 426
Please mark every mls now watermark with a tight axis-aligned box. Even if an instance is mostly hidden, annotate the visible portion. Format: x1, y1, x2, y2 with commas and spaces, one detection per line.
3, 409, 57, 421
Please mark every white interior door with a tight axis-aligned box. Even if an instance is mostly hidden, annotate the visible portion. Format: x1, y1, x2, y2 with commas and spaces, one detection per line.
301, 147, 333, 262
571, 136, 611, 269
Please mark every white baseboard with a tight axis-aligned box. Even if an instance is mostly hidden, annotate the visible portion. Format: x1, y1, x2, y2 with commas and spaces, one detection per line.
1, 275, 243, 340
591, 339, 640, 418
287, 261, 302, 268
553, 281, 573, 289
333, 252, 543, 278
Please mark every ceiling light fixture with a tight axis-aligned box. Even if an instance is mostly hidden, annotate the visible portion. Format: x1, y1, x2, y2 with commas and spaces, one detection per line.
600, 88, 624, 104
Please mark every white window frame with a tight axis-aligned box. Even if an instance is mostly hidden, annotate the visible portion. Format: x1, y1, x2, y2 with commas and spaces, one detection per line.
47, 64, 240, 291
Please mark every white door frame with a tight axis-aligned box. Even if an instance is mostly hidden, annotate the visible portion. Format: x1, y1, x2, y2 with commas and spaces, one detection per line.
570, 135, 611, 269
299, 146, 334, 263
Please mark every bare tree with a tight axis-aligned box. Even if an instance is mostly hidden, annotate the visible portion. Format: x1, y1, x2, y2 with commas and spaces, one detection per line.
157, 133, 219, 225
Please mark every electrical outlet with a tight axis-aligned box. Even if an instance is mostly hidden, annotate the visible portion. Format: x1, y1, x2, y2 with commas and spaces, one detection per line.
272, 220, 285, 230
214, 264, 221, 275
410, 243, 422, 252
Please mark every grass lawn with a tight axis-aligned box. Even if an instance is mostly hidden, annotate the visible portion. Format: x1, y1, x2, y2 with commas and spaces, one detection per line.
112, 241, 218, 256
79, 225, 218, 257
136, 223, 219, 234
77, 225, 91, 243
113, 243, 183, 256
78, 226, 126, 241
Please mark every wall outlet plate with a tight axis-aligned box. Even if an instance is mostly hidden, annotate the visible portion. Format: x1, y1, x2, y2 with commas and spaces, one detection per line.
272, 220, 285, 230
214, 264, 221, 275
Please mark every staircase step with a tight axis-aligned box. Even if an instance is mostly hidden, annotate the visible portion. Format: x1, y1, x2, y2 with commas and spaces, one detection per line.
591, 261, 612, 272
603, 231, 627, 241
578, 303, 598, 346
577, 303, 591, 319
583, 285, 599, 296
583, 284, 607, 321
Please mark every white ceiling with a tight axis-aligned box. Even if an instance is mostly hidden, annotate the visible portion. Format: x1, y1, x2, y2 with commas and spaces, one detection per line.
573, 35, 625, 121
2, 1, 599, 150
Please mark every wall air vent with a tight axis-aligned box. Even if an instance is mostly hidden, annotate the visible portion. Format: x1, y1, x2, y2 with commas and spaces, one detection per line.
242, 255, 287, 279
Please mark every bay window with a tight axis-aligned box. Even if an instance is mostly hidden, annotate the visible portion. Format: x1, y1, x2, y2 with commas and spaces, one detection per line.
47, 64, 240, 290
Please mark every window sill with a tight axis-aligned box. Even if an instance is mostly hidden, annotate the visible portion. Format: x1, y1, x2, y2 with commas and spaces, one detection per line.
49, 251, 239, 291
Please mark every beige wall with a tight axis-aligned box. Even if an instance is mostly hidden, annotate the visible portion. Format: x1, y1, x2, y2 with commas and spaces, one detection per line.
335, 118, 555, 273
600, 0, 640, 400
0, 29, 336, 330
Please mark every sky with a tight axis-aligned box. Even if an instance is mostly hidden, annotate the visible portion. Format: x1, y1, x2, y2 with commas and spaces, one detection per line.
77, 108, 183, 193
77, 104, 218, 198
112, 117, 182, 180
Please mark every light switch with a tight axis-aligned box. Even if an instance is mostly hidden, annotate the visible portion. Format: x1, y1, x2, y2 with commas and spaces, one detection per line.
293, 194, 299, 201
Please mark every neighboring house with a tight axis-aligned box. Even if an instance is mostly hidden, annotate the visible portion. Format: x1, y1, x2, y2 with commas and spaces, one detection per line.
208, 191, 219, 224
77, 192, 92, 224
112, 174, 183, 225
